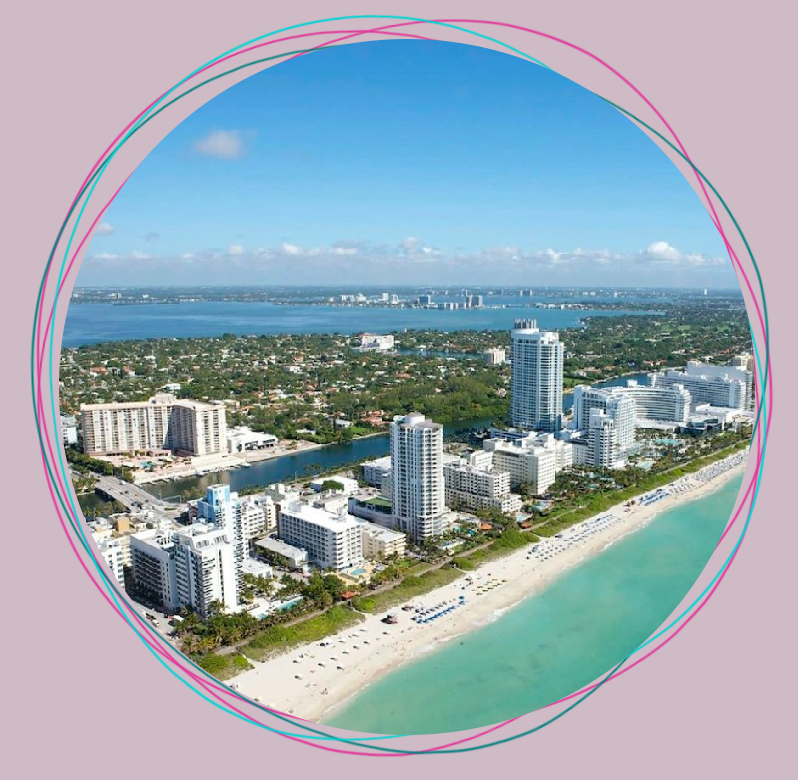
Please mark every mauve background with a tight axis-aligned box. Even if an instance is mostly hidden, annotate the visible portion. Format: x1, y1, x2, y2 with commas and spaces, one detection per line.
2, 0, 794, 774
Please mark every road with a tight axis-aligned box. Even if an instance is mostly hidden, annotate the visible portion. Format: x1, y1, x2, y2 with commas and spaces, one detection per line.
94, 475, 180, 521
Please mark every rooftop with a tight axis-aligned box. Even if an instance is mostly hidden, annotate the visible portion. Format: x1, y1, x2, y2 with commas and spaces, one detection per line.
281, 501, 361, 532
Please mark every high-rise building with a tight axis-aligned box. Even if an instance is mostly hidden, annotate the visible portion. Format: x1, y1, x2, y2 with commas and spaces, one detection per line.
80, 393, 227, 456
173, 524, 239, 617
390, 412, 445, 540
130, 523, 240, 618
130, 529, 179, 612
194, 484, 245, 599
585, 394, 636, 469
510, 319, 564, 433
167, 399, 228, 456
587, 409, 618, 469
730, 353, 755, 374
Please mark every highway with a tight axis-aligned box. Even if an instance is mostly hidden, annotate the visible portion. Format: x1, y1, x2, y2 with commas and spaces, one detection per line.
94, 475, 180, 520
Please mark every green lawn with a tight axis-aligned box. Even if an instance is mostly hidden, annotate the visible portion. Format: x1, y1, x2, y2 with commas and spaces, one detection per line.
352, 567, 463, 613
194, 652, 253, 680
239, 605, 365, 662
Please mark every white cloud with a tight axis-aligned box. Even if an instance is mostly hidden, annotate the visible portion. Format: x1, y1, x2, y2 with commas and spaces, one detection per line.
645, 241, 681, 261
193, 130, 249, 160
280, 242, 302, 255
95, 222, 115, 236
81, 237, 732, 287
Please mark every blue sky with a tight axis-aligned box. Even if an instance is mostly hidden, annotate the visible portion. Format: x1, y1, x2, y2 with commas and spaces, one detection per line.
81, 39, 736, 288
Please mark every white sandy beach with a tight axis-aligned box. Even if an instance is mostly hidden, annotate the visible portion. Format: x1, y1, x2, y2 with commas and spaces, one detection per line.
233, 450, 748, 722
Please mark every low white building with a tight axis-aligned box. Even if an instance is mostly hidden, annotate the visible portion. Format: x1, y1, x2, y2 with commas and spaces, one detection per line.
483, 348, 506, 366
443, 452, 522, 514
358, 521, 407, 560
277, 502, 364, 571
254, 536, 308, 570
361, 456, 392, 488
60, 414, 78, 446
227, 426, 278, 453
483, 432, 573, 495
310, 475, 359, 495
358, 333, 395, 351
92, 532, 125, 585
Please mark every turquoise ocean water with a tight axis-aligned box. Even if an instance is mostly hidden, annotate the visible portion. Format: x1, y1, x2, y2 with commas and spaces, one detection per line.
324, 473, 743, 735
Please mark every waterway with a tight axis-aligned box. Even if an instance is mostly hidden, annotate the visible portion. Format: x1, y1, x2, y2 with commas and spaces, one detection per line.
62, 301, 660, 347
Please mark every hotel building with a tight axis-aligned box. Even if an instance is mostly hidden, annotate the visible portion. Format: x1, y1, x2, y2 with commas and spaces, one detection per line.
130, 529, 179, 612
173, 524, 239, 617
483, 347, 506, 366
510, 319, 564, 433
390, 412, 446, 540
483, 432, 573, 495
277, 502, 363, 571
585, 394, 636, 469
650, 361, 753, 411
130, 523, 239, 618
443, 452, 522, 514
80, 393, 227, 457
358, 522, 407, 560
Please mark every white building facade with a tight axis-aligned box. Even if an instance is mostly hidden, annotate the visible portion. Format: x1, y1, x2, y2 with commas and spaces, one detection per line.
483, 432, 573, 495
81, 393, 227, 456
277, 502, 363, 571
443, 453, 522, 514
650, 361, 753, 411
510, 319, 564, 433
390, 412, 446, 540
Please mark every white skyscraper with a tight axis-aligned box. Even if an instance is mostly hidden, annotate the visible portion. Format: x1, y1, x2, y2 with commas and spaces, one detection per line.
194, 484, 245, 599
131, 522, 240, 618
588, 409, 618, 469
586, 394, 636, 469
510, 319, 564, 433
173, 524, 239, 617
390, 412, 445, 540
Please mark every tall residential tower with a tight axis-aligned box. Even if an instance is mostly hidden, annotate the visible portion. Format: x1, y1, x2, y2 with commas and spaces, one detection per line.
390, 412, 445, 540
510, 319, 564, 433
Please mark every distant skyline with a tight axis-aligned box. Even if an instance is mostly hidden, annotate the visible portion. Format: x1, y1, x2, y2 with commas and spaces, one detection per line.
79, 39, 736, 290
